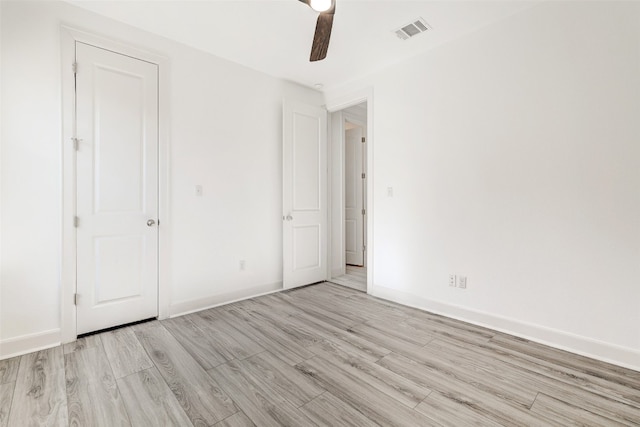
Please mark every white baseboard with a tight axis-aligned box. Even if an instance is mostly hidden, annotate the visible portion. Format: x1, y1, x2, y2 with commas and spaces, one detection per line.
0, 329, 61, 360
168, 281, 283, 318
370, 285, 640, 372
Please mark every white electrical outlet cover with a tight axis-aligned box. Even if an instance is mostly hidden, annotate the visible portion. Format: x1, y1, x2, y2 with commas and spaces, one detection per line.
449, 275, 456, 287
458, 276, 467, 289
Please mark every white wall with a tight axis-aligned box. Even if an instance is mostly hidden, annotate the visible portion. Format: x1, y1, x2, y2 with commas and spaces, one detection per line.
326, 1, 640, 369
0, 0, 322, 357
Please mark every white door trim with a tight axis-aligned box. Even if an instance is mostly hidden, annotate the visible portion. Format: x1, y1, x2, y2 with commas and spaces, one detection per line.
326, 88, 374, 293
60, 26, 171, 343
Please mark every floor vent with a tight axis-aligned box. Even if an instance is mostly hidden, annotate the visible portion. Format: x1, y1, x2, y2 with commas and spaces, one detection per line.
394, 18, 431, 40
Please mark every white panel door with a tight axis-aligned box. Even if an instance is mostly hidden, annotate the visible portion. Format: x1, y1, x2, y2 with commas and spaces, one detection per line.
76, 42, 158, 334
283, 101, 328, 289
345, 127, 364, 266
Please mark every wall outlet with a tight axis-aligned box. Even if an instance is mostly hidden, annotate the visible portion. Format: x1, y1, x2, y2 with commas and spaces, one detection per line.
449, 274, 456, 287
239, 260, 246, 271
457, 276, 467, 289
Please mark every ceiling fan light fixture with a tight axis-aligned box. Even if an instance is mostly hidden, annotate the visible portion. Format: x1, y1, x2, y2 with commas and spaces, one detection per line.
309, 0, 332, 13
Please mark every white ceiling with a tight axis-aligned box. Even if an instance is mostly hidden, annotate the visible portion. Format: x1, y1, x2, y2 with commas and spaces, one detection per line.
68, 0, 538, 91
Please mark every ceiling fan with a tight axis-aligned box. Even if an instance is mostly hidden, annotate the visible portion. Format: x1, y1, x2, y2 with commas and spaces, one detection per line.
298, 0, 336, 62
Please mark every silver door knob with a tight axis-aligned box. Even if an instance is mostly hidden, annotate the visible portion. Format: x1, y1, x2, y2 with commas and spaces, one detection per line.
147, 219, 156, 227
285, 214, 293, 221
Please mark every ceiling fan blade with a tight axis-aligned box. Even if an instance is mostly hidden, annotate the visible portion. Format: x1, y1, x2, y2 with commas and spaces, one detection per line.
310, 12, 334, 62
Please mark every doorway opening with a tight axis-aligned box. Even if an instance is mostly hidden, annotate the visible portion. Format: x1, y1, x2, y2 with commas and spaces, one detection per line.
329, 102, 368, 292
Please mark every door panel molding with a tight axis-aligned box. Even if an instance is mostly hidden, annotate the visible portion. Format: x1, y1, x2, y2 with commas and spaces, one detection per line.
61, 27, 171, 343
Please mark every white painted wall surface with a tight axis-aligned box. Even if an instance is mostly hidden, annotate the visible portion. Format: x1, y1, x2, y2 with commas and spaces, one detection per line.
326, 1, 640, 369
0, 0, 322, 356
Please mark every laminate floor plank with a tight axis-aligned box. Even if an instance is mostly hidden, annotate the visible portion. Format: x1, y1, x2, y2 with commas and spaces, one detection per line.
430, 337, 640, 426
416, 391, 504, 427
100, 327, 153, 379
209, 360, 316, 427
251, 294, 304, 317
214, 411, 255, 427
406, 339, 540, 408
316, 343, 432, 408
378, 352, 558, 427
65, 345, 130, 426
490, 334, 640, 387
403, 316, 494, 346
276, 292, 358, 329
294, 288, 406, 325
63, 335, 102, 355
309, 340, 431, 408
329, 266, 367, 293
220, 305, 314, 365
439, 332, 640, 409
288, 288, 370, 324
348, 290, 498, 338
192, 310, 264, 361
293, 310, 392, 362
486, 335, 640, 405
134, 321, 237, 426
347, 321, 428, 357
363, 319, 435, 346
116, 367, 193, 427
162, 315, 231, 370
299, 391, 378, 427
530, 393, 628, 426
238, 305, 325, 350
8, 347, 68, 427
239, 351, 325, 407
296, 355, 441, 426
0, 357, 19, 384
329, 276, 366, 292
0, 382, 14, 427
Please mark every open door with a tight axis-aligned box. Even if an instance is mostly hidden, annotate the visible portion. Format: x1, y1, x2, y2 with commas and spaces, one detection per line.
345, 126, 365, 266
283, 100, 328, 289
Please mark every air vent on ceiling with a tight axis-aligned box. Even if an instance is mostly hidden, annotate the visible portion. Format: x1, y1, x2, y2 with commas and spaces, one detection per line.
394, 18, 431, 40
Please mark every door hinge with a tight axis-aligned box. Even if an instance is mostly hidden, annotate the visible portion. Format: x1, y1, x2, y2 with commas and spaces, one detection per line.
361, 172, 366, 179
72, 62, 77, 74
362, 208, 366, 215
71, 137, 81, 151
73, 216, 79, 228
363, 245, 366, 252
361, 137, 366, 143
73, 293, 79, 305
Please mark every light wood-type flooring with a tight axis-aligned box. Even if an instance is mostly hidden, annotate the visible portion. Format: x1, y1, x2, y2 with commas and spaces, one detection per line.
1, 282, 639, 426
330, 265, 367, 292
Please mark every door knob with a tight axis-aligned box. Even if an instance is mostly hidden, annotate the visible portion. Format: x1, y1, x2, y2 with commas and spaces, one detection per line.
285, 214, 293, 221
147, 219, 156, 227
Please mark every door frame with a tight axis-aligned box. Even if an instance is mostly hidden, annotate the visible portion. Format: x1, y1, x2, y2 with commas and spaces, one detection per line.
60, 27, 171, 343
326, 88, 374, 292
